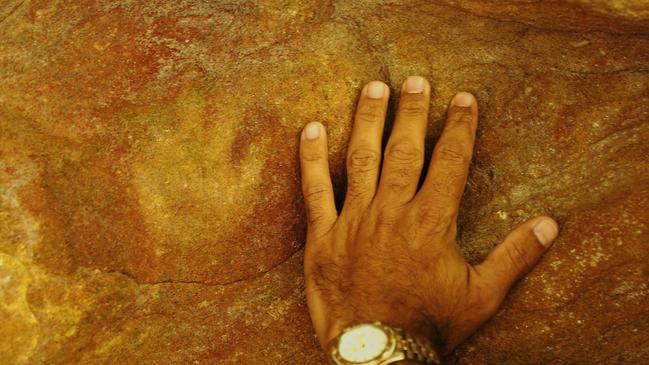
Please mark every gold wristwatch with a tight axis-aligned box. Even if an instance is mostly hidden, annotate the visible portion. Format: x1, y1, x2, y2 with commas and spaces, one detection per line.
329, 322, 441, 365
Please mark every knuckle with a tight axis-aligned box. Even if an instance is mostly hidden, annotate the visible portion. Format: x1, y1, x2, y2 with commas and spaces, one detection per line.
398, 100, 428, 118
448, 109, 474, 124
436, 142, 468, 165
383, 143, 422, 193
348, 147, 379, 169
303, 183, 329, 204
374, 210, 398, 234
415, 206, 454, 234
504, 242, 532, 273
346, 148, 379, 200
356, 105, 383, 123
387, 143, 423, 165
300, 149, 323, 162
425, 180, 455, 198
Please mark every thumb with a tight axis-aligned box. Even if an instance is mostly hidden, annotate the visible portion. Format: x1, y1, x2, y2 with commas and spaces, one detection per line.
475, 216, 559, 297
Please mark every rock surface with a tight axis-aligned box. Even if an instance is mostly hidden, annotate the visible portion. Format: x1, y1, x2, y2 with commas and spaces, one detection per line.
1, 0, 648, 364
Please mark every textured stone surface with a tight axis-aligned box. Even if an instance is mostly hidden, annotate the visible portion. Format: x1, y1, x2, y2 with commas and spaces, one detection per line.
1, 0, 648, 364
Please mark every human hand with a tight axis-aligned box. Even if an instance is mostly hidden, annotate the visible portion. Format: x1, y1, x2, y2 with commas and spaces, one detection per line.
299, 76, 559, 355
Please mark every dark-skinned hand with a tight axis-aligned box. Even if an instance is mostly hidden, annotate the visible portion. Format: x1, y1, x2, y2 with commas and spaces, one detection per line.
298, 76, 559, 358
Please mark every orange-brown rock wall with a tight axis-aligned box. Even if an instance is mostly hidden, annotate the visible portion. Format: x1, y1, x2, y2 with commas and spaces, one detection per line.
1, 0, 648, 363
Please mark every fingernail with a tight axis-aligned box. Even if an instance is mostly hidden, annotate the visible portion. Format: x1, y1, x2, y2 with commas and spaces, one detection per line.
452, 92, 475, 107
304, 122, 321, 140
367, 81, 386, 99
533, 219, 558, 248
405, 76, 425, 94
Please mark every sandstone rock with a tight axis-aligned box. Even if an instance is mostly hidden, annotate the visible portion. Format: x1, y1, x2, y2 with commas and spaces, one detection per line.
0, 0, 648, 364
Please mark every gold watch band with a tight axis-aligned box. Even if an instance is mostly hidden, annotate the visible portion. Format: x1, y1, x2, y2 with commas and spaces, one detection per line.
394, 327, 441, 365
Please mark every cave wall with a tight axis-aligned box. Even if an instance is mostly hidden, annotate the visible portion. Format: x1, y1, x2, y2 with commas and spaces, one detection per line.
1, 0, 648, 363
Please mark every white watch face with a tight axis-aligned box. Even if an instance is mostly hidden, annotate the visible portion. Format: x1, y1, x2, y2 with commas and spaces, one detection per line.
338, 324, 389, 363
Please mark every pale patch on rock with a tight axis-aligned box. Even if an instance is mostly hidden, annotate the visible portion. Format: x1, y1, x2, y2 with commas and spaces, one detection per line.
0, 160, 41, 262
0, 254, 38, 365
130, 87, 263, 253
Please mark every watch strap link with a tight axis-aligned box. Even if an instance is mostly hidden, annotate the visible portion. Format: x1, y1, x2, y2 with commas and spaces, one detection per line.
395, 328, 441, 365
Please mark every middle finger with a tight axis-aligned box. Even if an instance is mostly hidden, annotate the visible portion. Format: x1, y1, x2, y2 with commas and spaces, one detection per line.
375, 76, 431, 206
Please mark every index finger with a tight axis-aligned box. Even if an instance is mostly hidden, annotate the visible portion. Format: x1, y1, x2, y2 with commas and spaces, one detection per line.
300, 122, 338, 238
413, 92, 478, 217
